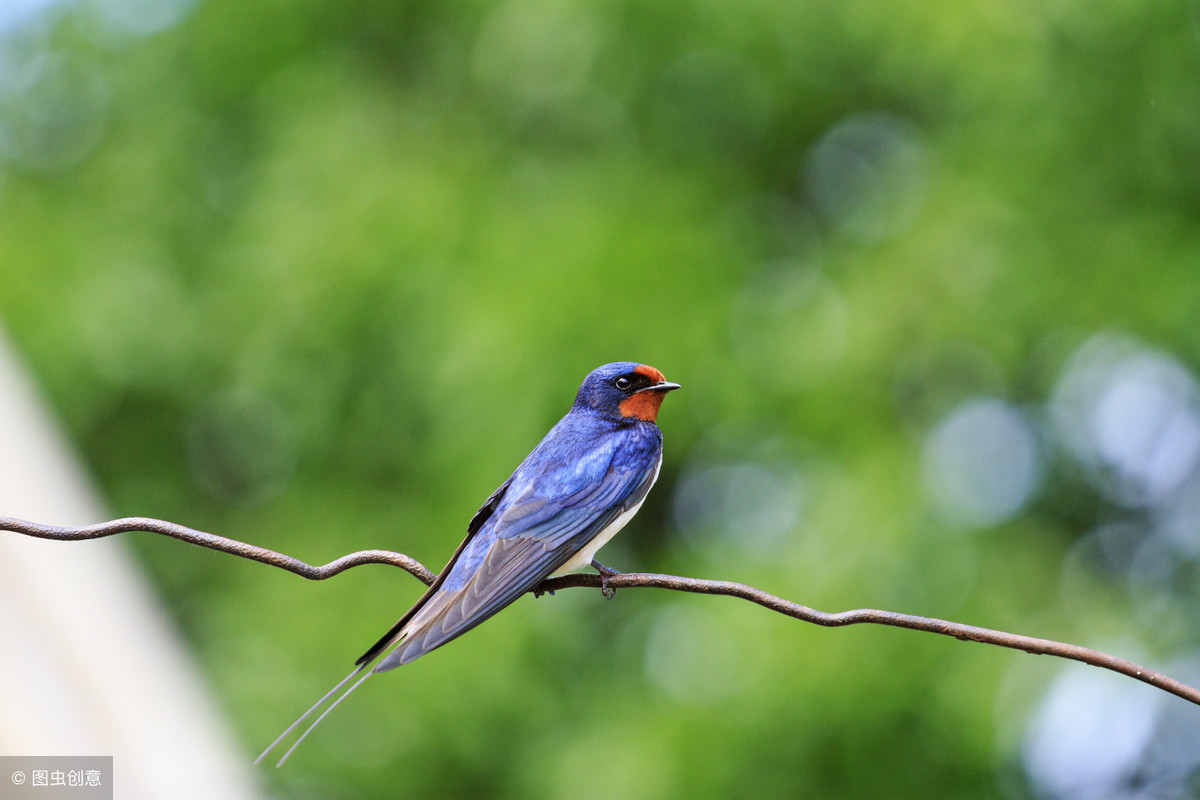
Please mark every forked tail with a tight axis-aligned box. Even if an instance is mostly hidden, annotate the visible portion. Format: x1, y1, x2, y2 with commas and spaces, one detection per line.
254, 664, 374, 767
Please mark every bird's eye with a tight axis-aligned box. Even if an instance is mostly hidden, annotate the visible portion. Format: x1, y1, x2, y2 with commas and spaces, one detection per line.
614, 376, 633, 391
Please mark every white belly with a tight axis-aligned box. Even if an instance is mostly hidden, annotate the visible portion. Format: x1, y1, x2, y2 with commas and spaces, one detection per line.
551, 454, 662, 576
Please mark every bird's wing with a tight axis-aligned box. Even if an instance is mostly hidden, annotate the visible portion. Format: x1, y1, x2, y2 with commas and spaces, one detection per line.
353, 475, 514, 668
467, 475, 514, 536
374, 455, 660, 670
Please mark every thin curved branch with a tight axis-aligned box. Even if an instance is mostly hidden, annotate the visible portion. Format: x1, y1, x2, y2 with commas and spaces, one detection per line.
0, 515, 436, 585
4, 515, 1198, 707
542, 573, 1200, 705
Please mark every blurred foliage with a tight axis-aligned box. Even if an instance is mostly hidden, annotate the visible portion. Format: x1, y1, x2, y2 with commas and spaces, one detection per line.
3, 0, 1200, 797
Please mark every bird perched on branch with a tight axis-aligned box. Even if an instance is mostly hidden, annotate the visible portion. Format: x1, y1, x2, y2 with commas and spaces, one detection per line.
258, 362, 680, 765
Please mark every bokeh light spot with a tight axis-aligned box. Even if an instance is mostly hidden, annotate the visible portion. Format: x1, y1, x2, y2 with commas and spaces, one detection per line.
672, 455, 805, 557
804, 111, 930, 243
90, 0, 200, 36
1049, 333, 1200, 507
473, 0, 600, 114
923, 398, 1042, 528
1022, 664, 1162, 799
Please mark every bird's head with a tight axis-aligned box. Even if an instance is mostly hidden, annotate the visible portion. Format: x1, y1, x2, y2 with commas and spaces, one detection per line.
573, 362, 681, 423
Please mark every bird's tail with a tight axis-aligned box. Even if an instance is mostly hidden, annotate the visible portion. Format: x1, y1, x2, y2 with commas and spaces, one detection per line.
256, 534, 461, 765
254, 663, 375, 768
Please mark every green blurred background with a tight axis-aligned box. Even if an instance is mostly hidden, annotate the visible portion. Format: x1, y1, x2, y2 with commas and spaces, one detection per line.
3, 0, 1200, 797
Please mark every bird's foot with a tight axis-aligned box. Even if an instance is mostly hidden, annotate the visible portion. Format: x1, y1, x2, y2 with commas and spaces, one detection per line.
533, 586, 555, 599
591, 559, 622, 600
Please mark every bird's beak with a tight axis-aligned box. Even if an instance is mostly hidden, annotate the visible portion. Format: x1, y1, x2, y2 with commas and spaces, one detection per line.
638, 380, 681, 393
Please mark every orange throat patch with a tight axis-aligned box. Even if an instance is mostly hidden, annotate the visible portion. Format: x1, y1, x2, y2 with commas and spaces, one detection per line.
619, 390, 666, 422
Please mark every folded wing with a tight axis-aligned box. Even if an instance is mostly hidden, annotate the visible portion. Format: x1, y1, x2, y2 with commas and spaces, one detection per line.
373, 455, 659, 670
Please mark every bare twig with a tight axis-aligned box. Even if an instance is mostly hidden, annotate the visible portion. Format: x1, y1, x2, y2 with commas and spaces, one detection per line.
4, 515, 1198, 707
0, 515, 436, 585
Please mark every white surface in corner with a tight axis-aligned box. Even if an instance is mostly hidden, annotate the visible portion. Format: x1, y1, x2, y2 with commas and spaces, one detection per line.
0, 327, 262, 799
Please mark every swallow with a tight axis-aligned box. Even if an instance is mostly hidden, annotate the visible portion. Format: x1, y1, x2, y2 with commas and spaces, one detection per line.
258, 362, 680, 765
